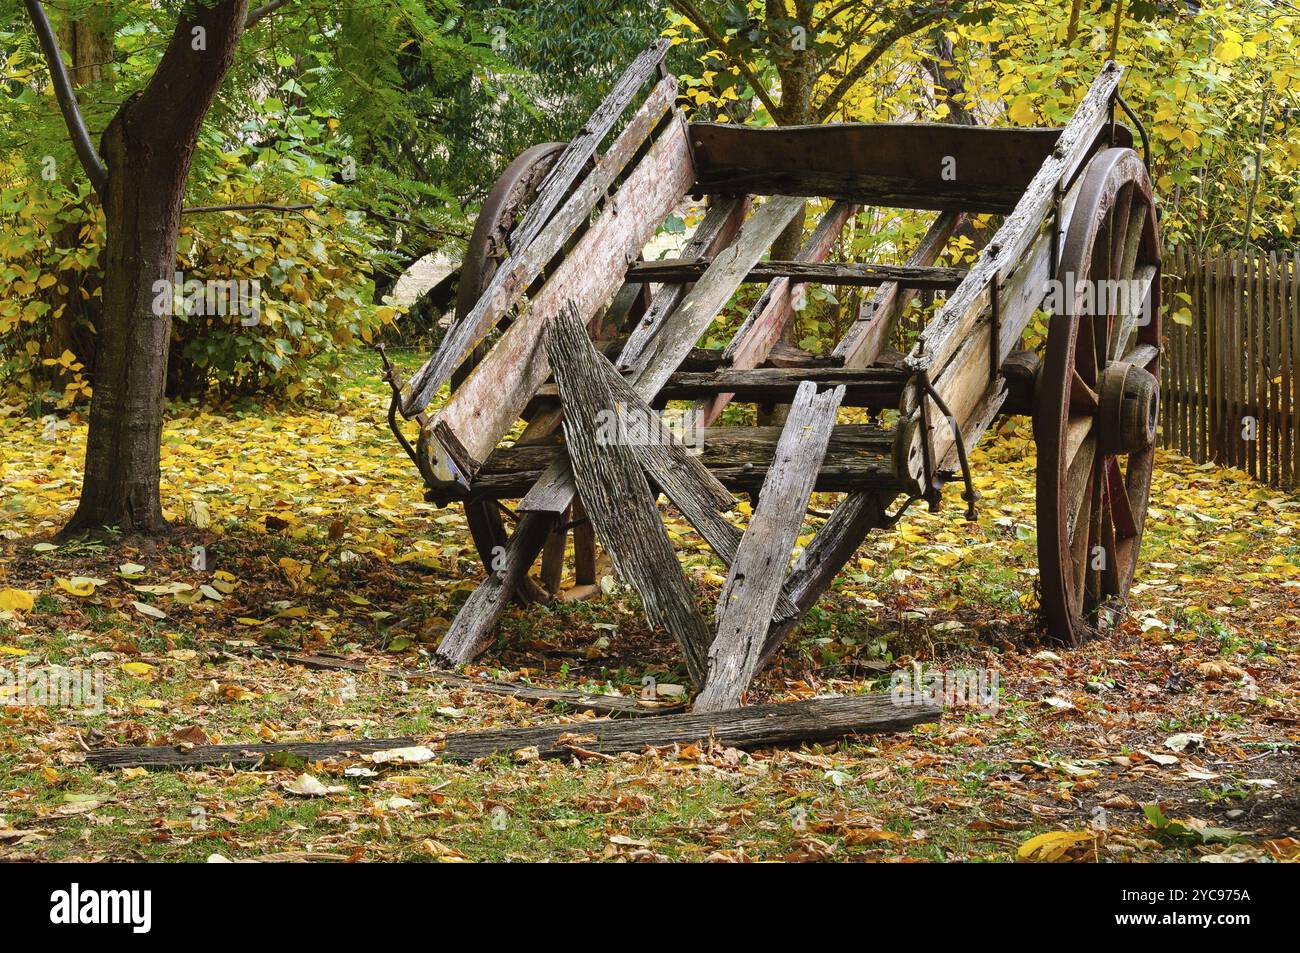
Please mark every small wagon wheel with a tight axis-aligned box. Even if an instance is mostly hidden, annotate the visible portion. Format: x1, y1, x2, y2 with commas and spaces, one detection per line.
1035, 147, 1161, 645
446, 142, 564, 595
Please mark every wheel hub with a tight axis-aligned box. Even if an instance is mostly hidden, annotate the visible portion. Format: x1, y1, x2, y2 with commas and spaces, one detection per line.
1097, 361, 1159, 456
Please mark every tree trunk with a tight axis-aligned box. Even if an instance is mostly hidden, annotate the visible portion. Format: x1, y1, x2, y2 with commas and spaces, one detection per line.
62, 0, 249, 535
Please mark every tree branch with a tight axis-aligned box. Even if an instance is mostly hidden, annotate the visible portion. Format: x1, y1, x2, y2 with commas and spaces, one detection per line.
246, 0, 292, 28
22, 0, 109, 198
668, 0, 784, 121
815, 2, 957, 122
182, 202, 312, 215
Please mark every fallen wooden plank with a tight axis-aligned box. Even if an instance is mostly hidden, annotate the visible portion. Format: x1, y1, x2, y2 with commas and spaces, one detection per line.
834, 211, 964, 369
87, 693, 940, 769
689, 121, 1072, 213
401, 45, 674, 416
438, 693, 941, 761
546, 302, 715, 685
695, 381, 846, 712
625, 194, 807, 393
474, 424, 902, 499
625, 259, 967, 290
85, 738, 418, 771
617, 196, 750, 371
431, 115, 696, 480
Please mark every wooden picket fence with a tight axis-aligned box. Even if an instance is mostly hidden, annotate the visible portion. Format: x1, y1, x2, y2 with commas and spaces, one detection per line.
1161, 247, 1300, 487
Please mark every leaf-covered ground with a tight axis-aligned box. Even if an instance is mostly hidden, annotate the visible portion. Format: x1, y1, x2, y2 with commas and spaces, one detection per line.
1, 353, 1297, 862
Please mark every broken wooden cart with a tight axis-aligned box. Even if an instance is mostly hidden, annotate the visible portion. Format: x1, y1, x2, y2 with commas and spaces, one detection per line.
385, 40, 1162, 711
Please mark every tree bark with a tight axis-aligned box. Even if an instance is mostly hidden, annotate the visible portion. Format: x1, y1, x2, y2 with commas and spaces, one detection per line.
62, 0, 249, 535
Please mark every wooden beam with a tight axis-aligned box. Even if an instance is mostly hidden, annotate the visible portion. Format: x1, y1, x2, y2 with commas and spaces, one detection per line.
474, 424, 902, 499
692, 201, 856, 428
689, 122, 1080, 213
695, 382, 846, 711
437, 693, 940, 760
546, 302, 714, 685
723, 201, 856, 368
518, 193, 804, 515
834, 211, 964, 369
907, 65, 1123, 378
658, 367, 907, 406
895, 174, 1085, 487
401, 72, 681, 419
625, 259, 967, 290
894, 65, 1124, 490
430, 115, 696, 479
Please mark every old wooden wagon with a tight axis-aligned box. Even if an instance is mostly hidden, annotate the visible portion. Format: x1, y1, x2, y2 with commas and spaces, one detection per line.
384, 41, 1161, 711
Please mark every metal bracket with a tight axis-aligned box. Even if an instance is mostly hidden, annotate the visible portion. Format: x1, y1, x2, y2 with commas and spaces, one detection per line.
911, 370, 980, 521
1113, 92, 1151, 169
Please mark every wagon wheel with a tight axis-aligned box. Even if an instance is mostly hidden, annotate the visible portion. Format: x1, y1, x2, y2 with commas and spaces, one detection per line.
449, 142, 564, 597
1035, 147, 1161, 645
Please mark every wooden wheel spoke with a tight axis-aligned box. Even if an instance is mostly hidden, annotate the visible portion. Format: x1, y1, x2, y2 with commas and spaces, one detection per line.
1065, 429, 1097, 540
1110, 264, 1158, 363
1069, 369, 1099, 413
1065, 416, 1095, 471
1104, 456, 1138, 539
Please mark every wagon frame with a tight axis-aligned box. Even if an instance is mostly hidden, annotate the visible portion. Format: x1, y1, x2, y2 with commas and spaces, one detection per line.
384, 40, 1162, 711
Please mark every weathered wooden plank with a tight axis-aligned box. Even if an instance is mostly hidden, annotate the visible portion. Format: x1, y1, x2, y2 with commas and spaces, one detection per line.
689, 121, 1078, 213
660, 367, 907, 406
625, 194, 807, 392
430, 116, 696, 479
617, 197, 750, 371
86, 737, 419, 771
511, 39, 671, 254
87, 694, 939, 769
474, 424, 901, 498
834, 211, 964, 369
546, 302, 714, 685
696, 381, 846, 712
626, 259, 967, 290
435, 511, 557, 666
438, 693, 940, 761
518, 322, 804, 620
400, 51, 675, 417
688, 201, 856, 428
